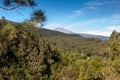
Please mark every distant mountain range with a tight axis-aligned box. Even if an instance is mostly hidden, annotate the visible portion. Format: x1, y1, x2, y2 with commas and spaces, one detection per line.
54, 27, 109, 40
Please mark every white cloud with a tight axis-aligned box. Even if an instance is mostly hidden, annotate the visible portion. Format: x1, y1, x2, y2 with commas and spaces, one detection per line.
45, 13, 120, 37
66, 13, 82, 19
70, 13, 120, 28
106, 26, 120, 31
80, 30, 112, 36
44, 0, 120, 37
66, 0, 114, 19
85, 6, 96, 10
66, 1, 100, 19
86, 0, 120, 7
66, 9, 83, 19
74, 9, 83, 14
86, 1, 106, 6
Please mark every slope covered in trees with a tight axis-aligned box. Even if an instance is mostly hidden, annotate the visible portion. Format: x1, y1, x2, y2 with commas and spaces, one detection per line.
0, 21, 60, 80
0, 20, 120, 80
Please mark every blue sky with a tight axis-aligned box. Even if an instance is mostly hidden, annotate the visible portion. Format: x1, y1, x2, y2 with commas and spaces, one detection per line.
0, 0, 120, 36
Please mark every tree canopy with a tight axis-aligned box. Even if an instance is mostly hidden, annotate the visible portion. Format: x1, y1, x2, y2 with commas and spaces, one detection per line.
0, 0, 46, 26
0, 0, 35, 10
31, 10, 46, 25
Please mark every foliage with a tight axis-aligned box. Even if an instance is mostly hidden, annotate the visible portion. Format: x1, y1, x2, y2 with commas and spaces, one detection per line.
0, 20, 120, 80
0, 0, 35, 10
4, 0, 35, 6
0, 22, 60, 80
31, 9, 46, 26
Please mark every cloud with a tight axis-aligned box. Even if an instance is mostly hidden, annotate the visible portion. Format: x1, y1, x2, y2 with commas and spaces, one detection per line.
66, 1, 100, 19
66, 7, 93, 19
81, 30, 112, 36
86, 0, 120, 7
44, 13, 120, 37
66, 0, 114, 19
44, 0, 120, 37
86, 1, 106, 6
106, 26, 120, 31
66, 9, 83, 19
45, 22, 112, 36
70, 13, 120, 28
74, 9, 83, 14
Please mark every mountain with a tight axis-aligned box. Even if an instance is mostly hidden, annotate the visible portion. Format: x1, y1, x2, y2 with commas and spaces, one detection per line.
54, 27, 109, 40
54, 27, 74, 34
79, 33, 109, 40
40, 28, 79, 37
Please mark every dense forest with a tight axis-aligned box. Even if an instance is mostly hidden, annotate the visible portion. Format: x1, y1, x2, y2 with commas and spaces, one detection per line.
0, 19, 120, 80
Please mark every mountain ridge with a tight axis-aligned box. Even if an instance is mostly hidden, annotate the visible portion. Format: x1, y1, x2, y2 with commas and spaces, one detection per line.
54, 27, 109, 40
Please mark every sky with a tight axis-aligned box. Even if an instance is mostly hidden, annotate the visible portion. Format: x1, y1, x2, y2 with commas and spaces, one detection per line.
0, 0, 120, 36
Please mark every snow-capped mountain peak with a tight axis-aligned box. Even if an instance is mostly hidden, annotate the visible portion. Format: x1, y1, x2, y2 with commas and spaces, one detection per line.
54, 27, 74, 34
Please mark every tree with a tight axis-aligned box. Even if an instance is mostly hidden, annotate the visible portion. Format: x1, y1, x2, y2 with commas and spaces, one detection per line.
0, 16, 7, 26
31, 10, 46, 26
1, 16, 6, 25
0, 0, 46, 26
0, 0, 35, 10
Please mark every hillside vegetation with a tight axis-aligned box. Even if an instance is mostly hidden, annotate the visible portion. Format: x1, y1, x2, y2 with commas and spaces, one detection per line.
0, 20, 120, 80
40, 28, 108, 55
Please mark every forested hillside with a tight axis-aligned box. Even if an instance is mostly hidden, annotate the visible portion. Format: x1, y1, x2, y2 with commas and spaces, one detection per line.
39, 28, 108, 55
0, 20, 120, 80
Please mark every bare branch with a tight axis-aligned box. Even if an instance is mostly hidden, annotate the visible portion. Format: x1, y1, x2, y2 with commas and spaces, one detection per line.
0, 5, 22, 10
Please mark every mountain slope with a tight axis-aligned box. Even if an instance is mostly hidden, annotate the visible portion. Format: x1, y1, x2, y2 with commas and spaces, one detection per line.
0, 20, 114, 80
80, 33, 109, 40
54, 27, 109, 40
37, 28, 108, 54
54, 27, 74, 34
